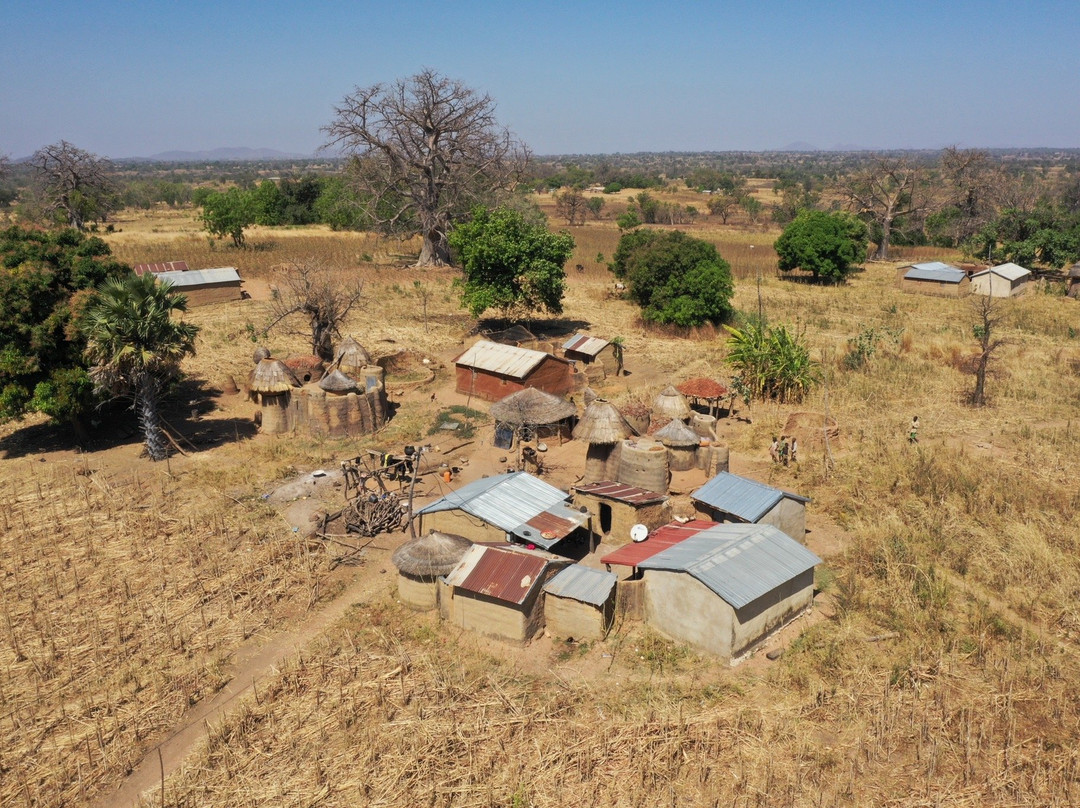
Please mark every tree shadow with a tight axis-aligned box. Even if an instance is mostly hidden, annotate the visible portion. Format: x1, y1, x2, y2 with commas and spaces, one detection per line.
474, 317, 593, 342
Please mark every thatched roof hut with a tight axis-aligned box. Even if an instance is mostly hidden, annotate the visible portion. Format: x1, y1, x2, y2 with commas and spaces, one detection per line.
334, 336, 372, 374
654, 418, 700, 447
491, 388, 576, 427
319, 368, 359, 393
253, 346, 271, 364
248, 359, 301, 396
392, 530, 473, 578
573, 400, 636, 444
653, 385, 691, 421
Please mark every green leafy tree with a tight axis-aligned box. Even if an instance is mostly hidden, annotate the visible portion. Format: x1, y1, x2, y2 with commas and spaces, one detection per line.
314, 177, 368, 230
252, 180, 286, 226
610, 230, 734, 326
0, 226, 127, 435
200, 187, 256, 247
450, 206, 575, 320
774, 210, 868, 282
83, 274, 199, 461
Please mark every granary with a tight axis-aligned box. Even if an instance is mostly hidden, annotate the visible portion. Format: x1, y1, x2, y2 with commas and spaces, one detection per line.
490, 387, 577, 446
653, 418, 701, 471
897, 262, 970, 297
572, 481, 668, 544
652, 385, 691, 423
391, 530, 473, 611
562, 333, 621, 379
605, 521, 820, 660
453, 340, 574, 402
441, 543, 568, 642
332, 336, 372, 375
692, 471, 809, 542
414, 471, 591, 552
283, 355, 325, 384
542, 565, 618, 640
969, 263, 1032, 297
573, 400, 637, 483
156, 267, 243, 305
248, 358, 302, 434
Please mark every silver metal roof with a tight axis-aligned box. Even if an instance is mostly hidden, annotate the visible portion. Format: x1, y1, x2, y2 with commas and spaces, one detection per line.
562, 333, 610, 357
692, 472, 808, 523
155, 267, 241, 287
416, 471, 585, 547
973, 262, 1031, 282
638, 523, 821, 609
903, 262, 966, 283
542, 565, 617, 606
454, 340, 560, 379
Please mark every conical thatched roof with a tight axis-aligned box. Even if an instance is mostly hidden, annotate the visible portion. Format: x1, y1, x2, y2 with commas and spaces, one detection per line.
334, 336, 371, 369
253, 346, 271, 364
653, 385, 691, 420
677, 377, 728, 400
583, 386, 598, 406
392, 531, 473, 578
654, 417, 700, 447
490, 387, 576, 426
248, 359, 301, 394
573, 399, 636, 444
319, 368, 359, 393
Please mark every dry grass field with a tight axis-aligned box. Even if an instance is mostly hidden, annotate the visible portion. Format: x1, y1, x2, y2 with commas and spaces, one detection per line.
4, 194, 1080, 806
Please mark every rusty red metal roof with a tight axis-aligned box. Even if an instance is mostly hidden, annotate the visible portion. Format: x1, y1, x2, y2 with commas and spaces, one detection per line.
600, 520, 715, 568
133, 261, 188, 276
574, 481, 667, 506
445, 544, 553, 605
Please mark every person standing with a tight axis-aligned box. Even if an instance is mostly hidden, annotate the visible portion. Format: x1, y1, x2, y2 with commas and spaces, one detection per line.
778, 435, 790, 466
789, 435, 798, 464
909, 415, 920, 444
769, 436, 780, 463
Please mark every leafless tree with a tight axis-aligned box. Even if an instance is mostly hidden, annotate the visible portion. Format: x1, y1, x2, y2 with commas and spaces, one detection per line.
969, 293, 1009, 407
838, 156, 931, 260
30, 140, 115, 230
323, 69, 529, 266
264, 259, 365, 361
554, 188, 587, 225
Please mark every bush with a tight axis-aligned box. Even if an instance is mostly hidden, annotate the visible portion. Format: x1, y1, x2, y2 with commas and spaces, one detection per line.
775, 210, 868, 282
725, 321, 819, 403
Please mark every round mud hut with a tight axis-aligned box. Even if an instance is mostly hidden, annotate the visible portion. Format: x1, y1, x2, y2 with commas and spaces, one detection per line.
653, 385, 691, 422
654, 418, 701, 471
249, 359, 301, 434
616, 438, 670, 493
392, 530, 473, 610
573, 400, 636, 483
490, 387, 577, 444
283, 355, 325, 384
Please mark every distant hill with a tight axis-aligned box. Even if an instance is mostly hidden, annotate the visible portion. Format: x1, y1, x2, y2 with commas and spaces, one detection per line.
143, 147, 312, 162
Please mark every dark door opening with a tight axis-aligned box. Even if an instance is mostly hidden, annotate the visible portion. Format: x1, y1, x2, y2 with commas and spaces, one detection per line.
600, 503, 612, 534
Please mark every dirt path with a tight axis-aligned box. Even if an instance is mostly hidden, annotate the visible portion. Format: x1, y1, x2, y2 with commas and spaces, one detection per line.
96, 568, 379, 808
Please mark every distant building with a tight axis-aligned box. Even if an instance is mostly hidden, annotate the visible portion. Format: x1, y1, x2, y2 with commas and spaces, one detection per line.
969, 263, 1032, 297
155, 267, 243, 306
453, 340, 574, 402
897, 262, 970, 297
691, 471, 809, 542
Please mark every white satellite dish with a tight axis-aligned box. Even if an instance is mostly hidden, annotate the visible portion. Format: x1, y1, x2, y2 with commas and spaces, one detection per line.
630, 524, 649, 543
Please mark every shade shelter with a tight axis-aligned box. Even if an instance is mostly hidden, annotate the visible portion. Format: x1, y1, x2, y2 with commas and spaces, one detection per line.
897, 262, 970, 297
652, 385, 691, 422
391, 530, 473, 610
692, 471, 809, 542
677, 377, 729, 417
573, 399, 637, 483
969, 263, 1032, 297
490, 387, 577, 445
572, 481, 668, 545
454, 340, 574, 402
542, 565, 618, 640
248, 358, 301, 434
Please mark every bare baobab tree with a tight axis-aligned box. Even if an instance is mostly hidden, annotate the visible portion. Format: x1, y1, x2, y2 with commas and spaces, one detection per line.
323, 69, 529, 266
264, 259, 365, 361
838, 155, 930, 260
30, 140, 115, 230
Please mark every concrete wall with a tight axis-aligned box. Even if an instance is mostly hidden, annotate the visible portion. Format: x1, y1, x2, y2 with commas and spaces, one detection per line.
760, 497, 807, 543
397, 573, 438, 611
731, 568, 815, 657
971, 273, 1029, 298
449, 589, 546, 642
545, 596, 612, 641
420, 510, 507, 544
572, 492, 668, 545
181, 282, 243, 306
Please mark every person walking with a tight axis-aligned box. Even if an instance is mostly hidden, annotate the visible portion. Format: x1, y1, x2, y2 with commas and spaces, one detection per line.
909, 415, 920, 444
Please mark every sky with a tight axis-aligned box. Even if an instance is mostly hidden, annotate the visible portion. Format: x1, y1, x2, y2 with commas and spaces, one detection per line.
2, 0, 1078, 159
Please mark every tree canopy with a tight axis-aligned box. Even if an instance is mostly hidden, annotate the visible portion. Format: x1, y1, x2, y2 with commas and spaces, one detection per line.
0, 226, 127, 430
200, 187, 256, 248
450, 205, 575, 320
774, 210, 868, 282
30, 141, 116, 230
610, 229, 734, 326
323, 69, 529, 266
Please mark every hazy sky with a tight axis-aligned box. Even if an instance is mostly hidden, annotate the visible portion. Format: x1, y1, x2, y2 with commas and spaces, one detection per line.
2, 0, 1078, 159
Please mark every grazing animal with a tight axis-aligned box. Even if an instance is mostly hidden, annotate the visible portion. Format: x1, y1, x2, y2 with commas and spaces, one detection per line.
575, 264, 585, 273
614, 282, 626, 292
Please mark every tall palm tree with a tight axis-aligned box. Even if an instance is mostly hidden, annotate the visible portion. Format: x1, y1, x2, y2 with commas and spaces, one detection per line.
83, 273, 199, 461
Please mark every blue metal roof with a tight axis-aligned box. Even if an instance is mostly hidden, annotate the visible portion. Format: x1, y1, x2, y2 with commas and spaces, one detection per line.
416, 472, 587, 549
156, 267, 241, 287
638, 523, 821, 609
691, 472, 808, 523
903, 262, 966, 283
542, 565, 617, 606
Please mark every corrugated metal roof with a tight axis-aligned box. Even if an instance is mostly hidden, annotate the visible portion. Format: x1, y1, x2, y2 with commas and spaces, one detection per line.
574, 481, 667, 506
600, 520, 716, 567
973, 262, 1031, 282
454, 340, 564, 379
444, 544, 552, 604
903, 262, 966, 283
562, 333, 610, 357
156, 267, 241, 287
639, 523, 821, 609
416, 472, 581, 547
543, 565, 617, 606
133, 260, 188, 276
692, 472, 808, 523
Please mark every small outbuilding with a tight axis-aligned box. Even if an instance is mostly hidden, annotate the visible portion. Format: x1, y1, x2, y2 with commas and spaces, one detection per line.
248, 358, 301, 434
442, 544, 567, 642
652, 385, 691, 422
677, 377, 729, 417
573, 399, 637, 483
414, 471, 591, 552
391, 530, 473, 611
572, 481, 668, 544
692, 471, 809, 542
542, 565, 618, 640
156, 267, 243, 306
490, 387, 577, 445
969, 263, 1032, 297
897, 262, 970, 297
562, 333, 621, 379
454, 340, 574, 402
